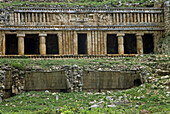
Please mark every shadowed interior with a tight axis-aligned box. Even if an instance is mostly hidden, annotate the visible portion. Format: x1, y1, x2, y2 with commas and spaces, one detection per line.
46, 34, 59, 54
25, 34, 39, 54
107, 34, 118, 54
143, 34, 154, 54
124, 34, 137, 54
5, 34, 18, 55
78, 33, 87, 54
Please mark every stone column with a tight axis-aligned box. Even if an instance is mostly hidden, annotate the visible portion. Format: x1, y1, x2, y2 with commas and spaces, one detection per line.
117, 33, 125, 54
39, 33, 47, 55
17, 33, 25, 55
136, 33, 144, 54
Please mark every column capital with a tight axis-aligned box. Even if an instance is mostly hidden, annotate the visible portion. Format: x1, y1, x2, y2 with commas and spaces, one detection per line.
117, 33, 125, 37
39, 33, 47, 37
17, 33, 25, 37
136, 33, 144, 36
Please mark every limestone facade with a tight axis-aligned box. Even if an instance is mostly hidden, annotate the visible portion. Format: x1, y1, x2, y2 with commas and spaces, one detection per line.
0, 7, 165, 56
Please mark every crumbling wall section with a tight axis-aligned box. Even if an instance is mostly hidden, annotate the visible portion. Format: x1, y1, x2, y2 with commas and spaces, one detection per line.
0, 69, 5, 103
0, 65, 147, 101
164, 1, 170, 34
63, 65, 83, 92
156, 1, 170, 54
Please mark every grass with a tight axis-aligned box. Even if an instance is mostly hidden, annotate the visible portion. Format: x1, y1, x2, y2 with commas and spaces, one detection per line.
0, 82, 169, 113
0, 54, 169, 70
0, 54, 169, 113
0, 0, 166, 8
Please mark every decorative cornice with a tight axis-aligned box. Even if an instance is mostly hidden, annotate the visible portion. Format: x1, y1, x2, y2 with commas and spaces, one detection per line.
0, 28, 164, 31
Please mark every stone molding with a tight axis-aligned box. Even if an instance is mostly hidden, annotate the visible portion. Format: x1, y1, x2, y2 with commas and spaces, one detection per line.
117, 33, 125, 37
39, 33, 47, 37
17, 34, 25, 37
136, 33, 144, 36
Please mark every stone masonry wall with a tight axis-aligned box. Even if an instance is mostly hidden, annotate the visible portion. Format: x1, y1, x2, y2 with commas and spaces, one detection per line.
156, 1, 170, 54
164, 1, 170, 33
0, 65, 145, 100
0, 69, 5, 103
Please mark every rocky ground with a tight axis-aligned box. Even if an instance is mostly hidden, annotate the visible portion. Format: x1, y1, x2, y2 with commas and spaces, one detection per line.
0, 54, 169, 113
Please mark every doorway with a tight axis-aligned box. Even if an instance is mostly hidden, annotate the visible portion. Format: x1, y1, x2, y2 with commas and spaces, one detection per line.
5, 34, 18, 55
46, 34, 59, 54
24, 34, 39, 54
142, 34, 154, 54
107, 34, 118, 54
124, 34, 137, 54
78, 33, 87, 54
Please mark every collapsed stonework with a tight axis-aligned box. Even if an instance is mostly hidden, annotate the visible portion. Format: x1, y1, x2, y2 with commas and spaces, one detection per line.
0, 69, 5, 102
63, 65, 83, 92
0, 65, 144, 99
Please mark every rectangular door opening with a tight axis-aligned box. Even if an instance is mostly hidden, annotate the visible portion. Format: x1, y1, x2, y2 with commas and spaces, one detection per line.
107, 34, 118, 54
78, 33, 87, 54
142, 34, 154, 54
46, 34, 59, 54
25, 34, 39, 55
124, 34, 137, 54
5, 34, 18, 55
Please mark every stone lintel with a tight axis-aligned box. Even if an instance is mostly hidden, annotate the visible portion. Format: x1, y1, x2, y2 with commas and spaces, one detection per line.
17, 33, 25, 37
117, 33, 125, 37
136, 33, 144, 36
39, 33, 47, 37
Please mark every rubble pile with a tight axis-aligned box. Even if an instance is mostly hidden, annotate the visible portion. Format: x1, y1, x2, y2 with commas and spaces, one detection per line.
11, 69, 25, 95
0, 69, 5, 102
63, 65, 83, 92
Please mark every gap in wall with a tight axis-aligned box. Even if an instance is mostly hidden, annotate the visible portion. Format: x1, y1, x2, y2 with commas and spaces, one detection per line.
143, 34, 154, 54
5, 34, 18, 55
124, 34, 137, 54
107, 34, 118, 54
46, 34, 59, 54
25, 34, 39, 55
78, 33, 87, 54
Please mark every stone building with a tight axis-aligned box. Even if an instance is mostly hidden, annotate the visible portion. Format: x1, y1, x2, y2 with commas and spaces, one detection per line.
0, 6, 168, 57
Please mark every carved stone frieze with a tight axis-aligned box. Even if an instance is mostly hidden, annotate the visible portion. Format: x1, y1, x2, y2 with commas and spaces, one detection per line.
0, 9, 10, 24
69, 13, 96, 25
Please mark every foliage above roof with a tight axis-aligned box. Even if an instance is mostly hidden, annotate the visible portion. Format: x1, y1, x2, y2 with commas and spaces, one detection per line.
0, 0, 167, 8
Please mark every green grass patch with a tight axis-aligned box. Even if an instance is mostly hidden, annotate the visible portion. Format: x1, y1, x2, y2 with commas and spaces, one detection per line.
0, 82, 169, 113
0, 0, 167, 8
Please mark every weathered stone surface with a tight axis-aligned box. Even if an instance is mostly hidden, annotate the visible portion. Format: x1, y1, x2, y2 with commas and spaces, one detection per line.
83, 70, 141, 91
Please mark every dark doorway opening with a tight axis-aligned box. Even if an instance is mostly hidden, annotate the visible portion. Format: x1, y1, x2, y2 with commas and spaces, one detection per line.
25, 34, 39, 54
142, 34, 154, 54
134, 79, 142, 86
107, 34, 118, 54
5, 34, 18, 55
46, 34, 59, 54
124, 34, 137, 54
78, 33, 87, 54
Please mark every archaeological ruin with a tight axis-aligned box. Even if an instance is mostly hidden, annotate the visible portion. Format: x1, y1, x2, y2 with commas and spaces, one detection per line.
0, 2, 169, 57
0, 1, 169, 100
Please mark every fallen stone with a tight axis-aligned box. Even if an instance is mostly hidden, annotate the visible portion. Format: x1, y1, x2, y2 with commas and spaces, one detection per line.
45, 90, 49, 93
90, 104, 99, 108
107, 104, 116, 108
161, 75, 169, 79
56, 95, 59, 100
106, 96, 112, 101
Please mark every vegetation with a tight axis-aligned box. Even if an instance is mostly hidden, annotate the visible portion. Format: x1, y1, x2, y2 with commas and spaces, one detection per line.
0, 54, 169, 113
0, 83, 169, 113
0, 0, 167, 8
0, 54, 169, 70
